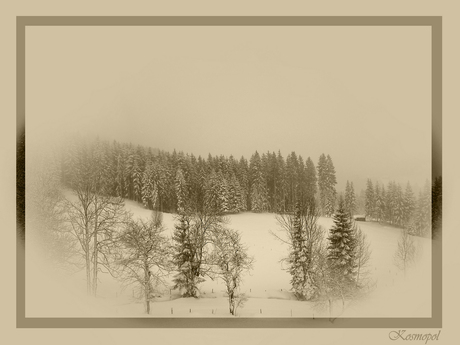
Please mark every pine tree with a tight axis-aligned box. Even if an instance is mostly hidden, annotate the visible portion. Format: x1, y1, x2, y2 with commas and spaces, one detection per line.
317, 154, 328, 215
386, 181, 397, 225
393, 184, 404, 227
379, 184, 387, 222
262, 152, 276, 211
286, 152, 299, 210
249, 152, 269, 212
296, 155, 307, 206
204, 170, 220, 214
327, 198, 357, 286
238, 156, 250, 212
344, 181, 356, 216
324, 155, 337, 217
287, 202, 317, 300
304, 157, 317, 208
250, 169, 269, 212
227, 174, 237, 213
172, 213, 204, 297
132, 151, 143, 203
115, 153, 126, 198
228, 173, 243, 213
217, 171, 230, 214
350, 182, 356, 216
414, 180, 431, 237
365, 179, 375, 220
403, 182, 416, 227
374, 182, 384, 222
175, 168, 188, 213
274, 151, 287, 212
123, 145, 135, 199
318, 154, 337, 217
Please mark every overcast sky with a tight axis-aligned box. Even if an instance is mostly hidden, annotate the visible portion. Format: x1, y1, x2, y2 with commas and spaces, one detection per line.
26, 26, 431, 192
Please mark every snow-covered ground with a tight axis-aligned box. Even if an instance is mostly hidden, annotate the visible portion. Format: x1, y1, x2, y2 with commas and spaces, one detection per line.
26, 198, 432, 318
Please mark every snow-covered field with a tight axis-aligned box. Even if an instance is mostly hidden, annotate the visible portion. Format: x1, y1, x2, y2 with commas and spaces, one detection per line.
26, 198, 432, 318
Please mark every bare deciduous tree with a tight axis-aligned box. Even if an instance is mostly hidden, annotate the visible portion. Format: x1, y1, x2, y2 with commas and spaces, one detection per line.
271, 202, 325, 300
394, 228, 416, 276
172, 206, 228, 297
353, 222, 372, 288
63, 141, 130, 296
211, 228, 254, 316
115, 212, 172, 314
26, 152, 77, 271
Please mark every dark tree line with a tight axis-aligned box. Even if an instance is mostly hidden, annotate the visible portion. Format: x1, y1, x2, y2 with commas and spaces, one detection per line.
363, 178, 432, 237
33, 136, 437, 316
32, 144, 253, 315
60, 138, 338, 217
55, 138, 257, 313
432, 176, 442, 239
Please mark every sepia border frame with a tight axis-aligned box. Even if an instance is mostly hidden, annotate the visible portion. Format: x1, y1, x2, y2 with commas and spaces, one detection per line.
16, 16, 442, 328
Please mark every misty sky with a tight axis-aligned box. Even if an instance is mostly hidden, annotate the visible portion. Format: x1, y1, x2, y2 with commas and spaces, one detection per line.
26, 26, 431, 192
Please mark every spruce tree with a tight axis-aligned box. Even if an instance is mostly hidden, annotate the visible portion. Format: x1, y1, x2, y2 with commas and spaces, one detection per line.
249, 152, 269, 212
305, 157, 317, 208
204, 170, 220, 214
327, 198, 357, 286
344, 181, 356, 216
393, 184, 404, 227
286, 152, 299, 210
250, 169, 269, 212
287, 202, 317, 300
238, 156, 250, 211
215, 171, 229, 214
379, 184, 387, 222
172, 213, 204, 297
403, 182, 416, 227
227, 174, 237, 213
132, 152, 143, 203
365, 179, 375, 220
324, 155, 337, 217
374, 182, 384, 222
414, 180, 431, 237
141, 162, 158, 209
274, 151, 287, 212
317, 154, 337, 217
175, 168, 188, 213
317, 154, 328, 216
386, 181, 397, 224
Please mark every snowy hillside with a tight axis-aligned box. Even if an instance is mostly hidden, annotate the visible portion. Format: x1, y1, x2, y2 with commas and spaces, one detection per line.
26, 198, 432, 318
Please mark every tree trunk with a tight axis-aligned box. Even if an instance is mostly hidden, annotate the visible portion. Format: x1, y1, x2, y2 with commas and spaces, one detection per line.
85, 221, 92, 296
92, 237, 98, 296
227, 286, 235, 315
145, 265, 150, 314
328, 298, 333, 318
356, 261, 361, 287
85, 247, 91, 295
92, 201, 99, 297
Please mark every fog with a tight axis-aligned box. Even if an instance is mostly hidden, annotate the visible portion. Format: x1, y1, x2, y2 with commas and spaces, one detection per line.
26, 26, 431, 192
